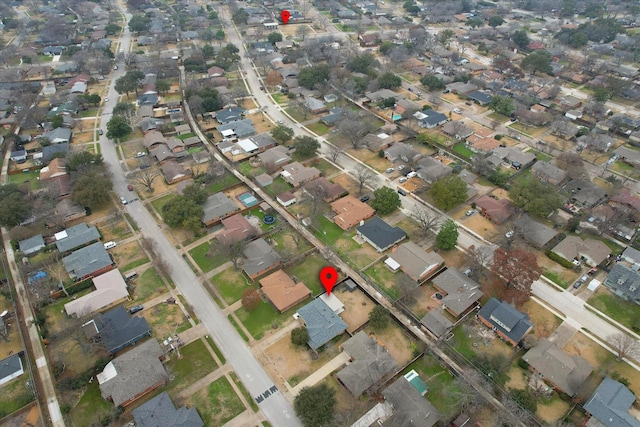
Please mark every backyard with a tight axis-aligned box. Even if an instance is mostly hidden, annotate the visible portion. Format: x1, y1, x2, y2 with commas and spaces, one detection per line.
69, 382, 115, 427
183, 377, 245, 426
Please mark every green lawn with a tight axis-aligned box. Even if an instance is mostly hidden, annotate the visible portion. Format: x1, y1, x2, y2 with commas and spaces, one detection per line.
177, 132, 196, 140
238, 160, 265, 177
228, 314, 249, 341
284, 107, 308, 122
69, 381, 114, 427
120, 257, 150, 272
307, 122, 329, 135
542, 269, 570, 289
204, 174, 240, 195
285, 252, 326, 296
364, 263, 400, 300
189, 241, 229, 273
588, 289, 640, 330
314, 215, 348, 244
448, 324, 476, 359
263, 176, 292, 197
452, 142, 473, 159
206, 336, 226, 364
271, 93, 287, 104
535, 151, 553, 161
187, 376, 245, 426
151, 194, 177, 215
132, 267, 166, 302
229, 372, 258, 412
211, 267, 255, 305
8, 170, 42, 191
166, 339, 218, 394
404, 353, 462, 417
235, 300, 300, 340
487, 112, 509, 122
309, 157, 340, 176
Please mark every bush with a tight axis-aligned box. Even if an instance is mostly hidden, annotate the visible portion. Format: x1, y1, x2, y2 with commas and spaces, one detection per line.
291, 326, 309, 346
545, 250, 575, 269
65, 278, 94, 296
517, 357, 529, 370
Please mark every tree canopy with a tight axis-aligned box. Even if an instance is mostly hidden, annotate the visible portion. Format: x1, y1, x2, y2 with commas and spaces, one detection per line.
429, 175, 467, 211
511, 29, 530, 50
128, 14, 150, 33
71, 168, 113, 210
298, 64, 331, 89
436, 219, 459, 250
106, 115, 132, 140
370, 186, 401, 215
488, 95, 516, 116
420, 74, 445, 91
0, 184, 31, 227
488, 15, 504, 28
368, 306, 390, 330
509, 177, 562, 218
521, 50, 552, 75
346, 53, 376, 74
271, 125, 294, 144
293, 136, 320, 158
377, 72, 401, 89
492, 248, 541, 307
267, 32, 283, 44
162, 197, 204, 232
294, 384, 336, 427
291, 326, 310, 346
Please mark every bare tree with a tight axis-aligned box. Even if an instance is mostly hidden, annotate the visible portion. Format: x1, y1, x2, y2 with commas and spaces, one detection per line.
354, 164, 375, 194
609, 333, 639, 361
134, 168, 161, 193
328, 145, 342, 162
464, 245, 493, 281
210, 239, 248, 270
413, 206, 442, 237
337, 111, 373, 149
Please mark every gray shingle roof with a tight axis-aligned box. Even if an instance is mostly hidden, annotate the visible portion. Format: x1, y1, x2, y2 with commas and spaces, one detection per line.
94, 305, 151, 354
382, 377, 441, 427
62, 242, 113, 279
297, 298, 347, 350
217, 119, 256, 138
336, 331, 398, 397
132, 391, 204, 427
242, 238, 281, 278
432, 268, 483, 316
420, 309, 453, 338
55, 223, 101, 253
583, 377, 640, 427
216, 107, 244, 124
477, 298, 533, 344
604, 264, 640, 304
357, 217, 407, 252
0, 354, 24, 383
388, 242, 444, 282
201, 192, 239, 223
18, 234, 45, 254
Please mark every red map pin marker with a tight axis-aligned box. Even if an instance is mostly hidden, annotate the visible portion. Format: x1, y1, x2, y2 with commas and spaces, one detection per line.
320, 266, 338, 295
281, 10, 291, 24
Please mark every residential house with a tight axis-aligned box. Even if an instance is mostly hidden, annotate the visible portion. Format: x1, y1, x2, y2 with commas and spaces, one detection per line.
381, 377, 441, 427
621, 246, 640, 265
257, 146, 291, 168
364, 89, 398, 104
414, 110, 448, 129
9, 150, 26, 162
415, 157, 452, 184
296, 297, 347, 350
420, 309, 453, 339
54, 199, 87, 223
280, 162, 321, 187
18, 235, 45, 255
86, 305, 151, 354
491, 146, 536, 169
216, 107, 245, 124
55, 223, 101, 253
477, 298, 534, 346
242, 238, 282, 279
384, 142, 422, 164
304, 97, 327, 114
216, 214, 257, 246
321, 107, 345, 126
39, 157, 67, 181
552, 236, 611, 267
578, 133, 614, 153
330, 195, 376, 230
161, 161, 189, 185
44, 127, 71, 144
513, 214, 559, 249
39, 143, 70, 163
522, 338, 593, 397
62, 242, 114, 280
201, 192, 240, 227
562, 179, 608, 208
132, 391, 204, 427
143, 130, 166, 150
304, 177, 347, 202
467, 135, 502, 154
475, 195, 515, 224
583, 377, 640, 427
359, 32, 380, 47
356, 217, 407, 252
385, 242, 444, 283
445, 82, 478, 95
0, 354, 24, 387
615, 146, 640, 167
467, 91, 493, 106
363, 132, 394, 152
207, 66, 225, 77
165, 137, 186, 155
442, 121, 473, 139
276, 191, 296, 207
432, 268, 483, 317
532, 161, 567, 186
98, 339, 167, 407
217, 119, 256, 139
64, 269, 130, 317
259, 270, 312, 312
603, 264, 640, 304
609, 190, 640, 223
336, 331, 398, 397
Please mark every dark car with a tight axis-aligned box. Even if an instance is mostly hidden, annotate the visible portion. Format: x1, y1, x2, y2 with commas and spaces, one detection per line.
398, 189, 407, 196
127, 184, 134, 191
402, 169, 413, 177
129, 305, 143, 314
360, 195, 370, 202
98, 129, 104, 135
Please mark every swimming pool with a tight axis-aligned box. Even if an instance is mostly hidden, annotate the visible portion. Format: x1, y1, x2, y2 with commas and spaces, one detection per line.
238, 192, 259, 207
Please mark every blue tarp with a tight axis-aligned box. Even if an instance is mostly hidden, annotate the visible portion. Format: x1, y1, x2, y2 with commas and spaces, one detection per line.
28, 271, 47, 284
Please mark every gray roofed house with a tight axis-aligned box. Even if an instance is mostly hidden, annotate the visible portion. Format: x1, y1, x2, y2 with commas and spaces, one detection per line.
603, 263, 640, 304
513, 214, 559, 248
382, 377, 441, 427
562, 179, 608, 208
414, 110, 448, 129
384, 142, 422, 163
215, 107, 245, 124
522, 338, 593, 397
280, 162, 321, 187
420, 309, 453, 338
387, 242, 444, 283
257, 145, 291, 167
132, 391, 204, 427
432, 268, 483, 317
98, 339, 167, 407
532, 161, 567, 186
201, 192, 240, 226
44, 127, 71, 144
357, 217, 407, 252
149, 145, 176, 163
18, 234, 45, 255
552, 236, 611, 267
0, 354, 25, 386
467, 90, 493, 105
297, 297, 347, 350
90, 305, 151, 354
491, 146, 536, 168
621, 246, 640, 265
321, 107, 344, 125
364, 89, 398, 102
363, 132, 394, 152
442, 121, 473, 139
62, 242, 114, 280
55, 223, 101, 253
445, 81, 477, 94
217, 119, 256, 138
250, 133, 278, 150
304, 97, 327, 113
41, 143, 70, 163
477, 298, 533, 346
336, 331, 398, 397
242, 238, 282, 279
583, 377, 640, 427
415, 157, 452, 183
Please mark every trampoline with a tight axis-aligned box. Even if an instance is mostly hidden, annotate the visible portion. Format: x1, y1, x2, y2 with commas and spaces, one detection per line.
263, 215, 276, 224
238, 192, 259, 207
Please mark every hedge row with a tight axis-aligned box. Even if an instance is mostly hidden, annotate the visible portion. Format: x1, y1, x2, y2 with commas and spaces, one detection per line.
545, 250, 575, 269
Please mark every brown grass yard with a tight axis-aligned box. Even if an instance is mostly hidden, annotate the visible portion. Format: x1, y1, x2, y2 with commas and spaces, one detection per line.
520, 299, 563, 339
143, 303, 188, 339
47, 335, 109, 378
364, 320, 415, 365
331, 173, 360, 195
110, 241, 146, 267
97, 217, 134, 242
459, 211, 500, 238
537, 394, 572, 424
335, 286, 376, 333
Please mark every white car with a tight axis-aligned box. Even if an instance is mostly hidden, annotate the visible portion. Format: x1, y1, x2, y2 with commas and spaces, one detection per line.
399, 177, 408, 183
134, 152, 146, 158
120, 196, 128, 205
407, 171, 417, 178
277, 119, 284, 124
453, 108, 462, 114
397, 165, 405, 171
104, 97, 109, 102
386, 167, 394, 173
505, 230, 514, 239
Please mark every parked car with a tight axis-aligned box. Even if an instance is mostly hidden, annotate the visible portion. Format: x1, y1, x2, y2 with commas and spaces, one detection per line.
397, 165, 405, 171
360, 195, 370, 203
98, 129, 103, 135
505, 230, 514, 238
453, 108, 462, 114
104, 97, 109, 102
399, 177, 408, 183
386, 167, 394, 173
134, 152, 146, 158
407, 171, 418, 178
120, 196, 128, 205
277, 119, 284, 124
129, 305, 143, 314
398, 189, 407, 196
571, 259, 581, 267
104, 241, 117, 250
127, 184, 134, 191
465, 209, 477, 216
573, 275, 589, 289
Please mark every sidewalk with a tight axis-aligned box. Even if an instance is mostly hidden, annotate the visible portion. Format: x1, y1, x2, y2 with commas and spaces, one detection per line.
290, 352, 350, 396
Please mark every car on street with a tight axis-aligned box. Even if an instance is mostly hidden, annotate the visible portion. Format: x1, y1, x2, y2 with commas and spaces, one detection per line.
397, 165, 405, 171
453, 108, 462, 114
129, 305, 143, 314
260, 86, 265, 91
104, 97, 109, 102
360, 195, 370, 203
465, 209, 477, 216
120, 196, 128, 205
127, 184, 134, 191
277, 119, 284, 124
113, 65, 118, 70
398, 189, 407, 196
399, 177, 408, 183
98, 129, 103, 135
386, 167, 394, 173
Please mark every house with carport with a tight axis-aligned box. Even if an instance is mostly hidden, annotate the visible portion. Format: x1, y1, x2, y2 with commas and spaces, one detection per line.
551, 236, 611, 267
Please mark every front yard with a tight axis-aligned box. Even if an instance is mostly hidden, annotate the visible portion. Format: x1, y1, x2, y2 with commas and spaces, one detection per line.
165, 339, 218, 395
588, 286, 640, 331
183, 377, 246, 426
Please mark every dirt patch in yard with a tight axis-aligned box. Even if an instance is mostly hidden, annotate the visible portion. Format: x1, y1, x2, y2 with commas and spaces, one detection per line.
331, 173, 360, 195
364, 321, 416, 365
143, 303, 187, 339
47, 335, 109, 378
537, 396, 572, 424
505, 365, 528, 390
460, 212, 499, 239
110, 241, 145, 267
335, 287, 375, 333
520, 299, 562, 339
343, 146, 394, 173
